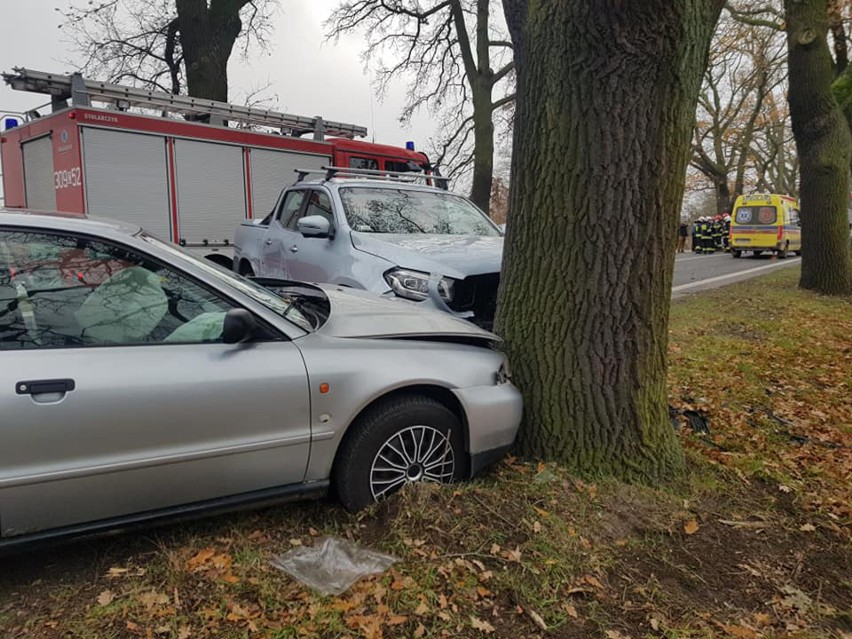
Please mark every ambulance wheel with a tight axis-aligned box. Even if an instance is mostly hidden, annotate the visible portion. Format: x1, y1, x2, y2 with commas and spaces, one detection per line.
752, 250, 763, 257
733, 250, 741, 258
778, 244, 789, 259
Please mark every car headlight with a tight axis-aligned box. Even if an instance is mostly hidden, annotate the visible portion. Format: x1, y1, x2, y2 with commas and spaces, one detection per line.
384, 268, 454, 302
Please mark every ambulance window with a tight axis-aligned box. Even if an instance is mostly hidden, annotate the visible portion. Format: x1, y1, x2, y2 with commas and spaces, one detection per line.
350, 157, 379, 170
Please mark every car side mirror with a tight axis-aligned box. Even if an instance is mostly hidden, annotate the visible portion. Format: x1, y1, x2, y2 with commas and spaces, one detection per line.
223, 308, 257, 344
297, 215, 333, 239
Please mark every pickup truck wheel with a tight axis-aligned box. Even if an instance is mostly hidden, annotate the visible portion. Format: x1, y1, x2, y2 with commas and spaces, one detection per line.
733, 250, 741, 258
333, 395, 468, 512
239, 260, 255, 276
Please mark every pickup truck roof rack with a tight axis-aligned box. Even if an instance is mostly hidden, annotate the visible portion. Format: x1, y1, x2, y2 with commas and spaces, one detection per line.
295, 166, 450, 184
2, 67, 368, 140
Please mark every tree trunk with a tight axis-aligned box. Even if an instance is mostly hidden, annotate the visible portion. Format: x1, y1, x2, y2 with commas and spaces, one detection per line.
715, 178, 732, 214
470, 83, 496, 214
176, 0, 244, 102
496, 0, 723, 482
785, 0, 852, 295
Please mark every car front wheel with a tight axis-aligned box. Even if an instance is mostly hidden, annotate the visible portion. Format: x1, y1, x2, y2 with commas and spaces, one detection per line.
333, 395, 468, 512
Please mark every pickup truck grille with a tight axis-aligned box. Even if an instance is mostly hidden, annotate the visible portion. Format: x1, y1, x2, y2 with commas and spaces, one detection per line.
448, 273, 500, 330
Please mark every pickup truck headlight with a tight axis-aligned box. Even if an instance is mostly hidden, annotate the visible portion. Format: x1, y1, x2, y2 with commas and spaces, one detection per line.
385, 268, 454, 302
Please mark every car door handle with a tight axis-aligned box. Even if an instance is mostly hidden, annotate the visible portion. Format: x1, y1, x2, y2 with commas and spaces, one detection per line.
289, 245, 299, 253
265, 238, 273, 245
16, 378, 76, 396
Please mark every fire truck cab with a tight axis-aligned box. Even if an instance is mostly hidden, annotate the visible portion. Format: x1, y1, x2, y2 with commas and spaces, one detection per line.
0, 68, 433, 266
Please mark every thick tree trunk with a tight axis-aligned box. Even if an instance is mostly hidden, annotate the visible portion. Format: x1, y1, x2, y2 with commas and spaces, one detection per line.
785, 0, 852, 295
496, 0, 723, 482
715, 178, 732, 214
176, 0, 244, 102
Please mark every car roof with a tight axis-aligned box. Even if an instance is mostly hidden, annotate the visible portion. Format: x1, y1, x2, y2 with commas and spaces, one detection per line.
0, 208, 141, 237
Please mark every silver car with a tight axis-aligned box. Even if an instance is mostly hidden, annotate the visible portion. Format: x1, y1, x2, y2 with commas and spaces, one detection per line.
232, 177, 504, 329
0, 209, 521, 548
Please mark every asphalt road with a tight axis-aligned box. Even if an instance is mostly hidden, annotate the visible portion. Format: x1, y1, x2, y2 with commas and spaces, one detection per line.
672, 250, 801, 297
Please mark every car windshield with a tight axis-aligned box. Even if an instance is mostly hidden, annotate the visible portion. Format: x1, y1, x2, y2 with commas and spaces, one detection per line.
140, 234, 328, 332
339, 187, 499, 236
734, 206, 777, 225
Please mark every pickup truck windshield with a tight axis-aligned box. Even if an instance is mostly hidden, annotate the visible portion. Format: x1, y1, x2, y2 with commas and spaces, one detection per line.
339, 187, 499, 236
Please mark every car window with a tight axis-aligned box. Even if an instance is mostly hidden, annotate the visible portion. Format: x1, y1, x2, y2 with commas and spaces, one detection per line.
276, 190, 306, 226
339, 187, 499, 236
296, 190, 334, 229
0, 230, 236, 350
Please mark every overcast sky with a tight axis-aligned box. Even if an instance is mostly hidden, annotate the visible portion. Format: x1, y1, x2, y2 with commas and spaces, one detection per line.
0, 0, 439, 200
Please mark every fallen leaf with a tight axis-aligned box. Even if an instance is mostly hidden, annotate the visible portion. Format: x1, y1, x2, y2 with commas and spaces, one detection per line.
186, 548, 216, 571
471, 616, 495, 633
563, 603, 578, 618
414, 623, 426, 638
799, 523, 816, 532
719, 623, 758, 639
583, 575, 604, 590
650, 617, 660, 631
489, 543, 501, 555
138, 591, 170, 609
533, 521, 542, 533
414, 601, 430, 616
96, 590, 115, 606
527, 608, 548, 631
605, 630, 632, 639
126, 620, 140, 631
778, 484, 792, 493
177, 628, 191, 639
753, 612, 772, 627
684, 519, 700, 535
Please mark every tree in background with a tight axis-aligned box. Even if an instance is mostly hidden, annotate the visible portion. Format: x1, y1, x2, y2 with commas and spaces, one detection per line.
692, 11, 788, 213
785, 0, 852, 294
326, 0, 515, 215
495, 0, 724, 480
63, 0, 277, 101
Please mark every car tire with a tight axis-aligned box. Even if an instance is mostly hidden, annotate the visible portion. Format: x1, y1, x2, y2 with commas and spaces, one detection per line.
733, 250, 741, 258
333, 395, 469, 513
778, 243, 789, 259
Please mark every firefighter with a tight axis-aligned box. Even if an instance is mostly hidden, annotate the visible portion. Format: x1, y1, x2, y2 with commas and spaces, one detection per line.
696, 217, 710, 253
722, 214, 732, 251
692, 220, 699, 252
712, 216, 723, 251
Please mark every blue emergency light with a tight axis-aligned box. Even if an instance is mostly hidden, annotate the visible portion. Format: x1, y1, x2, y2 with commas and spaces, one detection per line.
405, 141, 415, 151
2, 117, 20, 131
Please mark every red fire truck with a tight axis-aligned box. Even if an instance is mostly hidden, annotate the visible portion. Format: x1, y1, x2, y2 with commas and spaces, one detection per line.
1, 68, 433, 265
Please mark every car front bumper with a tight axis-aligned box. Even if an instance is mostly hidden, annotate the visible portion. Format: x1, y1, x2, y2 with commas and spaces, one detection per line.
452, 382, 522, 476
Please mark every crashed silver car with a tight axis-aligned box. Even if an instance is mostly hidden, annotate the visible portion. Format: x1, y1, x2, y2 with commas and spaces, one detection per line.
0, 209, 521, 548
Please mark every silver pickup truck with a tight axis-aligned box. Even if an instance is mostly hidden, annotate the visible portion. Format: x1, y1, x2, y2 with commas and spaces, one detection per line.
232, 175, 504, 328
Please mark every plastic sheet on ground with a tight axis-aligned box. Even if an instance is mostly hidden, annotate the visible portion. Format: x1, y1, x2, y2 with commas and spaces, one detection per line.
270, 536, 398, 596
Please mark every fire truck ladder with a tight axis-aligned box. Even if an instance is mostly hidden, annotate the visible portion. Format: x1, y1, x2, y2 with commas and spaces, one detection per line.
2, 67, 368, 141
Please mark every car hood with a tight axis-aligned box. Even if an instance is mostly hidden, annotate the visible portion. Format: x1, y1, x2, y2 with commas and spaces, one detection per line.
350, 232, 503, 279
316, 284, 499, 344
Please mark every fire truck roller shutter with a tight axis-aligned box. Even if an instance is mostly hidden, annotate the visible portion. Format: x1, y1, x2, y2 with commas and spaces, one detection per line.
250, 148, 329, 219
174, 139, 245, 245
22, 136, 56, 211
81, 128, 172, 240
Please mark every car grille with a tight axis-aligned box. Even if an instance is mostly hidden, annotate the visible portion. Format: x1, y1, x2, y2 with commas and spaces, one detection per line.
448, 273, 500, 330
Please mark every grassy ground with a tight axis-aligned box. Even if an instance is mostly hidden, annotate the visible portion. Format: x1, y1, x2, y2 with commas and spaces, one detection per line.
1, 267, 850, 639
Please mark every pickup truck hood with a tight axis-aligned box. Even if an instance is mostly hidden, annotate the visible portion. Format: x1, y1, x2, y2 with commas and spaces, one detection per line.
350, 232, 503, 279
317, 284, 499, 343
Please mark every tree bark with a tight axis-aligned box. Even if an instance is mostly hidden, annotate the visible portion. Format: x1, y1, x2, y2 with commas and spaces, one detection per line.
176, 0, 246, 101
496, 0, 723, 482
785, 0, 852, 295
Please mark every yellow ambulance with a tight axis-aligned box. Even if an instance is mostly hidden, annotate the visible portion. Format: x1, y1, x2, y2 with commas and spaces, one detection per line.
730, 194, 801, 259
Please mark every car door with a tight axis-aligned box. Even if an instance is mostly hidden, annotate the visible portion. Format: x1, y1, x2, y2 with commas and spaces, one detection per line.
283, 188, 345, 284
0, 227, 312, 537
259, 189, 307, 278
